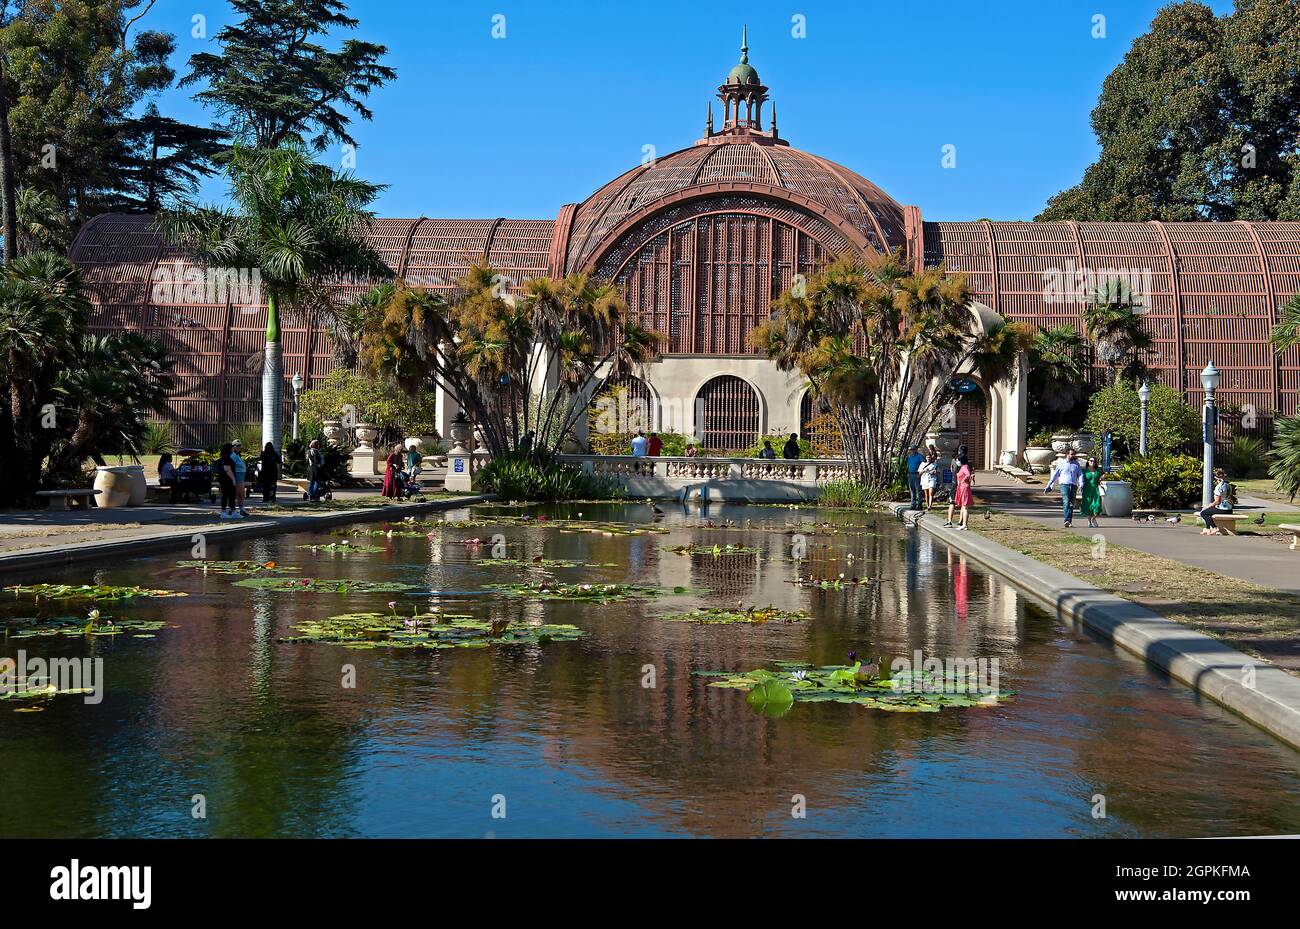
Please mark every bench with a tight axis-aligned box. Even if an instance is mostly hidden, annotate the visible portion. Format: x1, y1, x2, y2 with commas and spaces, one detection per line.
1280, 524, 1300, 551
35, 489, 101, 511
1202, 513, 1250, 536
995, 464, 1037, 484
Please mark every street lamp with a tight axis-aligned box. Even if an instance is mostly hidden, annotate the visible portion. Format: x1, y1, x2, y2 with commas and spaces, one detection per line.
1200, 362, 1219, 509
290, 372, 304, 442
1137, 381, 1151, 457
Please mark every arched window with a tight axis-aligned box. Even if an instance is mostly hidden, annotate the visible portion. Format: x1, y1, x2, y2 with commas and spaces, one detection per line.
587, 374, 653, 453
696, 375, 759, 451
799, 391, 842, 456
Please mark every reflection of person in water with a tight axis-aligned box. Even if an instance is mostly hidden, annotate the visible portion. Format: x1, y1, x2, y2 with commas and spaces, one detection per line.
953, 555, 970, 627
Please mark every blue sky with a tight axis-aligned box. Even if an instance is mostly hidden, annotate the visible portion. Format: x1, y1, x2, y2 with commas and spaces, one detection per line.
150, 0, 1235, 221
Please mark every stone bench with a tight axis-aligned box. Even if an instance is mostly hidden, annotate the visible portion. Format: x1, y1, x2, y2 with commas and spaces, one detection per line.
995, 464, 1037, 484
1202, 512, 1250, 535
1280, 524, 1300, 551
35, 489, 101, 511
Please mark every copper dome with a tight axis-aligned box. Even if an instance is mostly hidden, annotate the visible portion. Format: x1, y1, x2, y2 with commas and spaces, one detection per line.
562, 140, 907, 273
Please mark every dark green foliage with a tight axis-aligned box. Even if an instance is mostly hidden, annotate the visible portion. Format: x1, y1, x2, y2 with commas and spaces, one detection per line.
1224, 435, 1267, 478
282, 427, 352, 484
181, 0, 395, 152
1084, 382, 1198, 457
474, 452, 624, 502
1268, 415, 1300, 502
1112, 454, 1204, 508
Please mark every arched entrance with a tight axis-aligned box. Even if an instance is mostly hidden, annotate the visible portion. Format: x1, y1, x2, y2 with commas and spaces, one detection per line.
587, 374, 653, 454
953, 389, 988, 470
696, 375, 759, 451
799, 391, 842, 456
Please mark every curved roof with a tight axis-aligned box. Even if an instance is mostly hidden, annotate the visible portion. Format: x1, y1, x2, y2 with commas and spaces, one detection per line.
562, 141, 907, 271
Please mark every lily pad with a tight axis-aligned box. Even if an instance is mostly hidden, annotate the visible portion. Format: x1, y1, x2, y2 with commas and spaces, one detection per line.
483, 581, 660, 602
296, 542, 387, 553
791, 576, 876, 589
280, 611, 586, 650
665, 543, 758, 557
660, 605, 808, 625
701, 663, 1013, 713
232, 578, 418, 594
4, 584, 187, 601
2, 614, 168, 639
177, 559, 300, 574
0, 682, 96, 703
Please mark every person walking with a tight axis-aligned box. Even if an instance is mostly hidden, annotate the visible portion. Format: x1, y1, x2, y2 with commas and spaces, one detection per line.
1045, 449, 1084, 528
905, 444, 926, 511
919, 450, 939, 512
631, 431, 648, 457
782, 433, 800, 460
216, 443, 237, 519
230, 439, 249, 516
945, 454, 974, 529
306, 440, 324, 502
647, 432, 663, 456
1199, 467, 1234, 535
1080, 455, 1103, 528
381, 443, 403, 498
259, 442, 280, 503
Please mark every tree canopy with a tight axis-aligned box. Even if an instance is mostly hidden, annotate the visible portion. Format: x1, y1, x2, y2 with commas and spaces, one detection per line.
1039, 0, 1300, 222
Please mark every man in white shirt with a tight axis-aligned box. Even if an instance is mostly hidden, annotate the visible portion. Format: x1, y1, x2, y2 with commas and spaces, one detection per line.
630, 432, 648, 457
1045, 449, 1084, 527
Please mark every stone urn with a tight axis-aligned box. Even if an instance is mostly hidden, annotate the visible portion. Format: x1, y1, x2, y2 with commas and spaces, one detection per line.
93, 465, 137, 508
1050, 431, 1075, 457
998, 449, 1018, 467
1100, 479, 1135, 517
353, 423, 377, 451
448, 417, 474, 455
1072, 431, 1097, 455
926, 428, 962, 457
1024, 447, 1056, 472
322, 419, 346, 447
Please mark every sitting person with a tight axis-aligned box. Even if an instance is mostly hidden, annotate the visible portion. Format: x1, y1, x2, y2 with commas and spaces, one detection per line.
757, 440, 777, 460
782, 433, 800, 460
158, 452, 179, 504
1199, 468, 1234, 535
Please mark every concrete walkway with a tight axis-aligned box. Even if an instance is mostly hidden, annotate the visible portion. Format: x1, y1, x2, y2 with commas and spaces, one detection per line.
970, 472, 1300, 594
0, 491, 489, 576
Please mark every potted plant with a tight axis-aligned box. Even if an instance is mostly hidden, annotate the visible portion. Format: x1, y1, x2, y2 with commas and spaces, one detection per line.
1024, 429, 1055, 471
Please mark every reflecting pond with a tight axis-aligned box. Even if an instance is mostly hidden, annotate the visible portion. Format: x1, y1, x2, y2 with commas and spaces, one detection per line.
3, 502, 1300, 838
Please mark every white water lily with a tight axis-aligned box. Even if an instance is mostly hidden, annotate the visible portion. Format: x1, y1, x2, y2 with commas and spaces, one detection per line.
87, 609, 100, 622
790, 670, 808, 682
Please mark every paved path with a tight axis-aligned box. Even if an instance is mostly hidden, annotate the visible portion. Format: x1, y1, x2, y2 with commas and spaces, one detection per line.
970, 472, 1300, 593
0, 492, 487, 575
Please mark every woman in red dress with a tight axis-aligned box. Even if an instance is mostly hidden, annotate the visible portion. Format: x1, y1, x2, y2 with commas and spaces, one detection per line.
381, 443, 403, 498
945, 454, 973, 530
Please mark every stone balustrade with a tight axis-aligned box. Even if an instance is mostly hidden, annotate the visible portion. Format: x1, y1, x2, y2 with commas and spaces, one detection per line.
556, 454, 855, 502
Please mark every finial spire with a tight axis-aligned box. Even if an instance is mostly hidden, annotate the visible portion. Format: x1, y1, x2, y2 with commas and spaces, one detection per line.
706, 101, 713, 134
770, 103, 777, 136
740, 25, 749, 63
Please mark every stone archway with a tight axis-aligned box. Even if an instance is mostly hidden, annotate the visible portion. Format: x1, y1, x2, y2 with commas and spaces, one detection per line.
696, 375, 760, 451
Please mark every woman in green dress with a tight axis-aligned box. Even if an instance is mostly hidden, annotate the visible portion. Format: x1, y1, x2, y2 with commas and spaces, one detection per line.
1080, 456, 1103, 528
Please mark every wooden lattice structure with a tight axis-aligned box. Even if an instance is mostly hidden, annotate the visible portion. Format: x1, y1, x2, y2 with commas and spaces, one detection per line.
66, 36, 1300, 448
696, 375, 759, 450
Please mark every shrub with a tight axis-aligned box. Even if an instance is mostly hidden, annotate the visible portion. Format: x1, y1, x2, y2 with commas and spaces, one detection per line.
1027, 429, 1055, 447
1084, 382, 1198, 457
475, 453, 625, 502
1268, 416, 1300, 503
139, 422, 176, 455
1112, 454, 1202, 508
281, 426, 353, 484
298, 369, 439, 437
588, 430, 697, 456
745, 434, 814, 458
1224, 436, 1267, 479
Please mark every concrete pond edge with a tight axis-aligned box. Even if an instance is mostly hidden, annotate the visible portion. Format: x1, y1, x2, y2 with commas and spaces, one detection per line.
887, 502, 1300, 753
0, 494, 495, 578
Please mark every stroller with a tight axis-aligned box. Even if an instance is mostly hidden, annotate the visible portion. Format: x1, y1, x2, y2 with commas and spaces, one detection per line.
393, 465, 424, 500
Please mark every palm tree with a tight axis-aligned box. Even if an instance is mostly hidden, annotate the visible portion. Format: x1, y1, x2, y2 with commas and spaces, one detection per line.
0, 252, 90, 503
1271, 293, 1300, 354
156, 144, 391, 451
1083, 279, 1153, 384
1028, 325, 1089, 422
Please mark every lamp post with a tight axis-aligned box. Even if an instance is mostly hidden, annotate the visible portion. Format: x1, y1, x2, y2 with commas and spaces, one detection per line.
1137, 381, 1151, 457
290, 372, 304, 442
1200, 362, 1219, 509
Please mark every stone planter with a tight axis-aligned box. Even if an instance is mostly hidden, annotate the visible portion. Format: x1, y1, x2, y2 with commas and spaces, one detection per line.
1100, 479, 1134, 518
322, 419, 346, 447
126, 466, 148, 506
998, 449, 1018, 467
1050, 432, 1075, 456
448, 419, 474, 455
93, 466, 137, 508
353, 423, 377, 451
1072, 431, 1097, 455
1024, 447, 1055, 471
926, 428, 962, 457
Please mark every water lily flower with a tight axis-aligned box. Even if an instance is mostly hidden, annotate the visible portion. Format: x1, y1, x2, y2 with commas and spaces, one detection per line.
847, 650, 858, 663
791, 670, 808, 682
387, 601, 398, 614
87, 609, 101, 623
